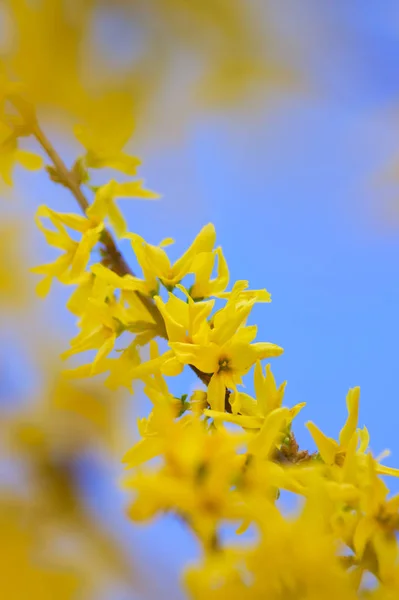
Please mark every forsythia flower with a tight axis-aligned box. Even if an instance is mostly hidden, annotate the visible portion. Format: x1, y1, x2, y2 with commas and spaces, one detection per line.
0, 122, 42, 185
126, 223, 216, 292
189, 247, 230, 299
32, 206, 103, 296
125, 411, 249, 546
205, 361, 305, 458
74, 92, 140, 175
173, 335, 283, 412
87, 179, 160, 237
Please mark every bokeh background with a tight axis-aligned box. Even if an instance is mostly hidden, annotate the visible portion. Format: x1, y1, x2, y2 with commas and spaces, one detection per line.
1, 1, 399, 598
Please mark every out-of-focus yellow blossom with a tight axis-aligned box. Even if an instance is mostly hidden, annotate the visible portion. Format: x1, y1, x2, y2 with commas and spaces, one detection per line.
0, 121, 42, 185
2, 0, 296, 134
0, 504, 80, 600
74, 92, 140, 175
61, 295, 127, 372
123, 357, 186, 466
352, 454, 399, 583
185, 499, 358, 600
126, 223, 216, 292
0, 221, 31, 307
87, 179, 160, 237
66, 271, 104, 317
62, 339, 142, 394
125, 412, 249, 546
123, 403, 180, 469
32, 205, 103, 296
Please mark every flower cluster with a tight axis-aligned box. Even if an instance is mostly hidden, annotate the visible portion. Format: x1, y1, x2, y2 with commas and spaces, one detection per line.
37, 206, 399, 598
4, 73, 399, 600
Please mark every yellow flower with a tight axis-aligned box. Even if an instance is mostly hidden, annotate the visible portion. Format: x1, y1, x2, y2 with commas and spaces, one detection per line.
61, 296, 127, 372
123, 401, 180, 469
81, 264, 161, 343
87, 179, 159, 237
66, 271, 106, 317
209, 280, 265, 346
205, 362, 305, 458
306, 387, 399, 478
0, 505, 79, 600
62, 339, 142, 394
189, 247, 229, 299
353, 454, 399, 583
306, 387, 365, 467
185, 499, 358, 600
126, 223, 216, 292
154, 286, 214, 343
125, 413, 247, 546
90, 262, 152, 296
74, 92, 140, 175
171, 334, 283, 412
0, 121, 42, 185
32, 205, 103, 296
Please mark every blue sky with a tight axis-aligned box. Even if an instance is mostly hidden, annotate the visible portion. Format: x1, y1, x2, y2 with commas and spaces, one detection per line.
3, 3, 399, 598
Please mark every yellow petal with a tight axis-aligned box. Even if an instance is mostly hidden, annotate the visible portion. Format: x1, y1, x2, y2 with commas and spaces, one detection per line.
251, 342, 284, 360
339, 386, 360, 449
17, 149, 43, 171
92, 334, 116, 372
289, 402, 306, 420
159, 237, 175, 248
89, 153, 140, 175
377, 464, 399, 478
62, 362, 108, 380
358, 426, 370, 454
173, 223, 216, 281
247, 407, 289, 458
160, 355, 184, 377
123, 438, 163, 468
113, 180, 160, 200
306, 422, 338, 465
373, 529, 398, 583
35, 274, 53, 298
107, 199, 127, 237
207, 374, 225, 412
154, 295, 187, 342
170, 342, 220, 373
232, 391, 260, 417
204, 410, 262, 429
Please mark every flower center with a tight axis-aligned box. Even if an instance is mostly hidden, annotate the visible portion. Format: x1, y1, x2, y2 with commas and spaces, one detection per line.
218, 356, 230, 372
